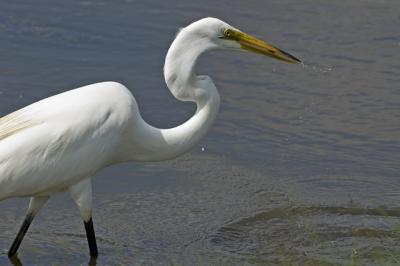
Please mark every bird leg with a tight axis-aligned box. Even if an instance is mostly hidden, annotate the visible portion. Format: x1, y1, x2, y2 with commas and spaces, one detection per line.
69, 178, 98, 258
8, 196, 48, 258
8, 213, 34, 258
84, 217, 98, 257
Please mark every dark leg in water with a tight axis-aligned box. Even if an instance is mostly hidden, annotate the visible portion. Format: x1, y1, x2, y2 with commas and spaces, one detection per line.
84, 217, 98, 258
8, 196, 48, 258
8, 214, 34, 258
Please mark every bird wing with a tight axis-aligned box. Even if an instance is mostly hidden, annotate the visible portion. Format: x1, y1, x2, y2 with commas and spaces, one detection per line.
0, 108, 37, 142
0, 82, 138, 200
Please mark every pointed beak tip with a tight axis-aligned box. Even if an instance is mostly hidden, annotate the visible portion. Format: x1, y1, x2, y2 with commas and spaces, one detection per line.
277, 48, 301, 64
293, 57, 302, 64
292, 55, 302, 64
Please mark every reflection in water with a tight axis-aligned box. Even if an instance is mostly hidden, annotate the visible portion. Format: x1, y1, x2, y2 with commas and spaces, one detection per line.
8, 254, 97, 266
88, 256, 97, 266
9, 255, 22, 266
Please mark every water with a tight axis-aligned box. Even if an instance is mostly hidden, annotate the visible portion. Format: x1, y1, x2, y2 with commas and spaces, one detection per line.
0, 0, 400, 264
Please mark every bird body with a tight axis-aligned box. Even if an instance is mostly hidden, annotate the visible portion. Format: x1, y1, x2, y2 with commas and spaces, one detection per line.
0, 78, 218, 200
0, 17, 300, 259
0, 82, 135, 200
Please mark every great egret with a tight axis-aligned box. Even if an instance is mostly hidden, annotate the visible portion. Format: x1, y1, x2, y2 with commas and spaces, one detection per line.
0, 17, 300, 258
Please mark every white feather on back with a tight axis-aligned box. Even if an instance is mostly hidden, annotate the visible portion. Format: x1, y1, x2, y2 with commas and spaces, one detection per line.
0, 108, 37, 142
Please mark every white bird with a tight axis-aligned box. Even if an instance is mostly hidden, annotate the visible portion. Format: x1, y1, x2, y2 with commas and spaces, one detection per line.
0, 17, 300, 259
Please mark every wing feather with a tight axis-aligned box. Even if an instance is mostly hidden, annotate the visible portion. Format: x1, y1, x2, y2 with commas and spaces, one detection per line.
0, 109, 37, 141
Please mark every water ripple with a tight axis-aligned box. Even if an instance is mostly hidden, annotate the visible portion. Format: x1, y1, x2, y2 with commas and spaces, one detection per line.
210, 206, 400, 264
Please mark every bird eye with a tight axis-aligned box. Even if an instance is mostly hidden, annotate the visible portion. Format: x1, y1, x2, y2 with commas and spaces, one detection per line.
224, 29, 232, 37
219, 29, 233, 39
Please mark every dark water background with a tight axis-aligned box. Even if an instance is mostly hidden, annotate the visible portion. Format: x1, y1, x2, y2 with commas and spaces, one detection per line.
1, 0, 400, 265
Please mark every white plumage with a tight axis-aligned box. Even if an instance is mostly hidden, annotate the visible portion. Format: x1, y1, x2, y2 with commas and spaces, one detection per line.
1, 82, 132, 198
0, 17, 300, 259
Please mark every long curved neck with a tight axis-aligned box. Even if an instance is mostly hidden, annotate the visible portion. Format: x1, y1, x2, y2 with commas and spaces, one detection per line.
124, 30, 220, 162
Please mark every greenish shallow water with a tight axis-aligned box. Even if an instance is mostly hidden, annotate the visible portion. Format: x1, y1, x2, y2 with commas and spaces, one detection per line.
1, 0, 400, 265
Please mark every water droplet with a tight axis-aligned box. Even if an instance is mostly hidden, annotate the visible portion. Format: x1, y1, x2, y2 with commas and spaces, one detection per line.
300, 62, 333, 74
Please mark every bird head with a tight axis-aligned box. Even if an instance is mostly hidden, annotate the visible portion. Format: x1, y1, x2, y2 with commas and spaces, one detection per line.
182, 17, 301, 64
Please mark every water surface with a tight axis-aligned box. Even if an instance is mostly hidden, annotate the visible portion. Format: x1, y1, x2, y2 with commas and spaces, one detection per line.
1, 0, 400, 265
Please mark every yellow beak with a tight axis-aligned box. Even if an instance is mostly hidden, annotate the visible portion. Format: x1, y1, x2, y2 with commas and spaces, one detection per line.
221, 29, 301, 64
